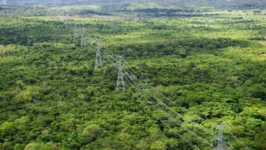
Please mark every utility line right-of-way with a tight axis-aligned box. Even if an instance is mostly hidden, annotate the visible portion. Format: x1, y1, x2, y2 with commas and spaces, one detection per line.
122, 58, 252, 150
124, 77, 202, 150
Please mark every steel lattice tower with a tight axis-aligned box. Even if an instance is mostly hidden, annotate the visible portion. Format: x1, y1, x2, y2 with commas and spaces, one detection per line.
95, 39, 103, 69
116, 56, 125, 91
80, 34, 87, 47
213, 124, 227, 150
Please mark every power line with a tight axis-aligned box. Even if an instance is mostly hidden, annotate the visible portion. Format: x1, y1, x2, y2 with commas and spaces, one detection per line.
50, 10, 252, 149
124, 77, 201, 150
122, 58, 251, 150
124, 75, 213, 148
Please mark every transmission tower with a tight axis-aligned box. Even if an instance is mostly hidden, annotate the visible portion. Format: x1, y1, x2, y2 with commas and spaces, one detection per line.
212, 124, 228, 150
116, 56, 125, 91
81, 34, 91, 47
95, 39, 103, 69
80, 34, 86, 47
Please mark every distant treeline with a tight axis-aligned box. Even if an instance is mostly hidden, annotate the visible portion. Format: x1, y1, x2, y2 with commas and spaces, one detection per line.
111, 38, 249, 58
4, 0, 266, 9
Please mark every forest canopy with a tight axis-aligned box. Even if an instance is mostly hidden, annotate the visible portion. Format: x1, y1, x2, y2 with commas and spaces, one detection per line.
0, 0, 266, 150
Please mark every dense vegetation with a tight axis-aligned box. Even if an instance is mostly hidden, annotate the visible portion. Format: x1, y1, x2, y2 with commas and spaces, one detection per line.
0, 1, 266, 150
